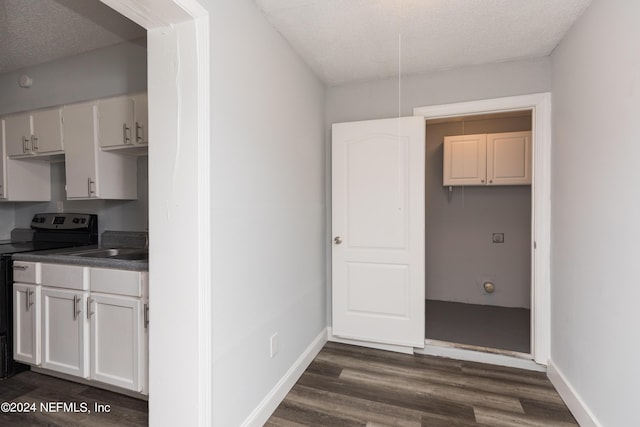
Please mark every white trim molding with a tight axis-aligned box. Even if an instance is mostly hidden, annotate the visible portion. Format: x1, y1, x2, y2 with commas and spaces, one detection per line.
414, 93, 552, 365
415, 340, 546, 372
547, 360, 602, 427
100, 1, 211, 426
242, 328, 329, 427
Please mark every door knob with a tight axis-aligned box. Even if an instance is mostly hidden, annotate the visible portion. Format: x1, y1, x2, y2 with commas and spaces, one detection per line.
334, 236, 342, 245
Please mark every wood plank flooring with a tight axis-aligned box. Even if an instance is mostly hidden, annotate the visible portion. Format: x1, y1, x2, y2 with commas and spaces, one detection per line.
266, 342, 576, 426
0, 370, 147, 426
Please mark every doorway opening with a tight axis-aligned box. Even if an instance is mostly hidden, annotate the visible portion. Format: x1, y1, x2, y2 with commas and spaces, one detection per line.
424, 111, 532, 356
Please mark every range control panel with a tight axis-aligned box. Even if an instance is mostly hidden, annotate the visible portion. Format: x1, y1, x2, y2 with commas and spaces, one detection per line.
31, 213, 97, 230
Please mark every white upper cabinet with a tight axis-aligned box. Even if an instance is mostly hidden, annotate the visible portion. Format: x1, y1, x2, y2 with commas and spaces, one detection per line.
63, 102, 137, 200
486, 131, 531, 185
5, 108, 63, 158
0, 120, 51, 202
4, 113, 31, 157
443, 131, 531, 186
98, 93, 148, 153
443, 134, 487, 186
31, 108, 64, 155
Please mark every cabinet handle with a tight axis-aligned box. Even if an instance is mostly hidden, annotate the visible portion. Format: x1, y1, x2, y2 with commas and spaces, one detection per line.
144, 303, 149, 328
22, 136, 29, 153
31, 135, 38, 152
28, 289, 34, 310
481, 179, 485, 183
123, 123, 131, 144
73, 295, 79, 320
87, 297, 94, 319
87, 178, 95, 196
489, 180, 493, 184
135, 122, 143, 143
13, 265, 28, 271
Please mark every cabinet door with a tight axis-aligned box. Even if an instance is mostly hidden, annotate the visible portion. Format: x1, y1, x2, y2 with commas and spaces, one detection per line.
487, 131, 532, 185
13, 284, 41, 365
97, 96, 134, 148
132, 94, 148, 146
90, 294, 142, 391
31, 108, 63, 154
4, 114, 31, 157
63, 102, 98, 199
443, 134, 487, 186
41, 288, 89, 378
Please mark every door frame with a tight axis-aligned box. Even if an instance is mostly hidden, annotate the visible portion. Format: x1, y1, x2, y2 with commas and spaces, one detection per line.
414, 92, 551, 366
100, 1, 211, 425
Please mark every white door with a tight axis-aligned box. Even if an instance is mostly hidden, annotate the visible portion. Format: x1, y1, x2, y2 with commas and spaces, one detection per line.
41, 288, 89, 377
90, 294, 142, 391
98, 96, 134, 148
332, 116, 425, 349
63, 102, 98, 199
31, 108, 64, 154
13, 284, 40, 365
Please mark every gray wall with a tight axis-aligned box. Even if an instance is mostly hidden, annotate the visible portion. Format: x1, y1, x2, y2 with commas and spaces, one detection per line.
426, 115, 531, 308
0, 39, 146, 115
0, 39, 148, 239
208, 1, 326, 425
550, 0, 640, 425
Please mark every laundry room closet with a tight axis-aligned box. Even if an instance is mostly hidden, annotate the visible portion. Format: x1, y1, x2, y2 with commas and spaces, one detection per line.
424, 111, 532, 354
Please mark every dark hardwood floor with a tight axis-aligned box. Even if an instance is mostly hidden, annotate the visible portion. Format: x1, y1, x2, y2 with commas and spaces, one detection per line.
266, 342, 577, 426
0, 370, 147, 426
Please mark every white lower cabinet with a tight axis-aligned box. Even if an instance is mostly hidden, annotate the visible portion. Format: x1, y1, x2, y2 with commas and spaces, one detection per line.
13, 283, 41, 365
41, 287, 90, 378
89, 293, 143, 392
14, 262, 148, 396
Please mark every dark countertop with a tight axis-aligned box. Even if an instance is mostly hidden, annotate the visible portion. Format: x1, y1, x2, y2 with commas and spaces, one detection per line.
13, 247, 149, 272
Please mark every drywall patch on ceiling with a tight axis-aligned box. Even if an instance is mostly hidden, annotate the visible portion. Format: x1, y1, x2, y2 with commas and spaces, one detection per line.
0, 0, 145, 73
254, 0, 592, 86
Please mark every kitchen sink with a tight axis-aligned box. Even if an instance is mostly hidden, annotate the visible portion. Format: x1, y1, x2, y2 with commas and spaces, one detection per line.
64, 247, 148, 261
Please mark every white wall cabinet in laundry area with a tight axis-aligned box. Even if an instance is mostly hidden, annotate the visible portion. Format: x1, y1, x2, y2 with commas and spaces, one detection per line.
443, 131, 531, 186
13, 261, 149, 395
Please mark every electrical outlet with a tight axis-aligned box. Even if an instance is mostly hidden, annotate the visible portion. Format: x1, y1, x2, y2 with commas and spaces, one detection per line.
270, 333, 279, 358
492, 233, 504, 243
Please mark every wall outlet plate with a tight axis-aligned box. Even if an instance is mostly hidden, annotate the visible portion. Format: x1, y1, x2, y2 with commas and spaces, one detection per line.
492, 233, 504, 243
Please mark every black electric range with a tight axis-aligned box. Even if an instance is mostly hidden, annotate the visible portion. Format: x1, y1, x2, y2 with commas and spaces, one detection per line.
0, 213, 98, 378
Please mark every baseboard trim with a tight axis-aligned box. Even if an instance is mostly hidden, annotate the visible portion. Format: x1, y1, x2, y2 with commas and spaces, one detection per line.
327, 327, 414, 355
241, 327, 328, 427
547, 359, 601, 427
415, 340, 546, 372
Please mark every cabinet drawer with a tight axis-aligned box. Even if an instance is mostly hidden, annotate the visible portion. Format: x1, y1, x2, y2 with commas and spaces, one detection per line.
13, 262, 41, 284
90, 268, 144, 297
41, 264, 88, 290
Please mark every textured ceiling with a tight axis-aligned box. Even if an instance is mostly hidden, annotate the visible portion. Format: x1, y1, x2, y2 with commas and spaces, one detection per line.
0, 0, 145, 73
254, 0, 592, 86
